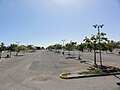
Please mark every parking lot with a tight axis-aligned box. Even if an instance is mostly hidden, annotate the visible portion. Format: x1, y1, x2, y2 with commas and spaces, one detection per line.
0, 50, 120, 90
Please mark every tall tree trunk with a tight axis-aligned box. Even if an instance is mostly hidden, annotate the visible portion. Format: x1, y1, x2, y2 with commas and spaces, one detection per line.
10, 51, 12, 58
68, 50, 70, 57
73, 50, 74, 57
16, 51, 19, 56
78, 51, 81, 60
93, 49, 97, 66
0, 51, 2, 59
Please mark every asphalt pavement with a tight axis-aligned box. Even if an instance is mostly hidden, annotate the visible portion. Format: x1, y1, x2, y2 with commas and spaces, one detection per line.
0, 50, 120, 90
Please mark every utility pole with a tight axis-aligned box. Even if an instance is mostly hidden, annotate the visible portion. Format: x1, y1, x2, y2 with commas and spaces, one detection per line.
62, 40, 65, 55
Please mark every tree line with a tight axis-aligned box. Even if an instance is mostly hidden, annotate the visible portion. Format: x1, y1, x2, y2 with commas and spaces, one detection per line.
47, 32, 120, 52
0, 43, 43, 59
47, 32, 120, 67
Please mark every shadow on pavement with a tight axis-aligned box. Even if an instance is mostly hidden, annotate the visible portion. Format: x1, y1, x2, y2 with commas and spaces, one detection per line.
80, 60, 93, 66
114, 75, 120, 86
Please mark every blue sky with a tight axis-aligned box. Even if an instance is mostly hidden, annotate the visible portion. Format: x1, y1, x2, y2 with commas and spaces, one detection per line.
0, 0, 120, 47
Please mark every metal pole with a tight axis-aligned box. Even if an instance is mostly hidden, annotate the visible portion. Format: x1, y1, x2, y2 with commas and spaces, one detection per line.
98, 26, 102, 66
93, 41, 97, 66
62, 40, 65, 55
93, 24, 104, 67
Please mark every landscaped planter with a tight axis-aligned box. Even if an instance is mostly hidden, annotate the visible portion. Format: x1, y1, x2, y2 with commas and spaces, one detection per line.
60, 72, 120, 79
60, 66, 120, 79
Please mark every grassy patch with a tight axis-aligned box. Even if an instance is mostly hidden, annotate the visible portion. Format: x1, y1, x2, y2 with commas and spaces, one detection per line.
60, 65, 120, 79
88, 65, 120, 74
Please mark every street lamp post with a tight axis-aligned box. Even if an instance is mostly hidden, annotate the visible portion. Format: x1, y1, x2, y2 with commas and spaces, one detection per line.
93, 24, 104, 67
16, 42, 20, 46
62, 40, 65, 55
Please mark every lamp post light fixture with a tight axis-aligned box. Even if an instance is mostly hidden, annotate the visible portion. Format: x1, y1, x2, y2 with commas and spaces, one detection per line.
16, 42, 20, 46
93, 24, 104, 67
62, 40, 65, 55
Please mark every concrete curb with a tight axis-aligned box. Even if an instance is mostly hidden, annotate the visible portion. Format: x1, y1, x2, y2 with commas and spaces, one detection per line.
60, 72, 120, 79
